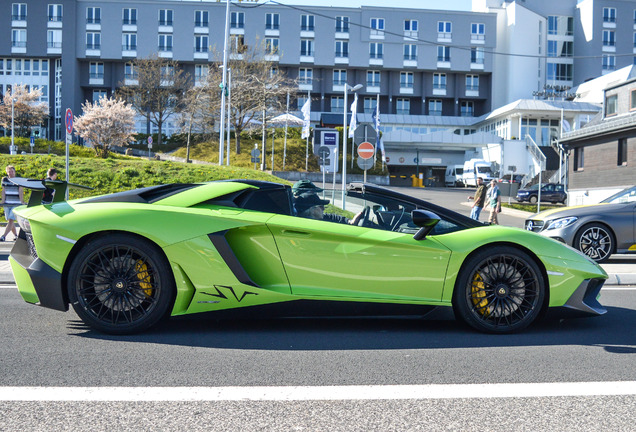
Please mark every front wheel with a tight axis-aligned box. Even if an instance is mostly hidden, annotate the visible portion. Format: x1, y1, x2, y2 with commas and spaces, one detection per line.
453, 246, 545, 333
573, 223, 614, 263
67, 234, 175, 334
529, 195, 538, 204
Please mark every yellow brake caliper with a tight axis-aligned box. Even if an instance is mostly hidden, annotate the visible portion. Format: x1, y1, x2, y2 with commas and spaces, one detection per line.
471, 272, 491, 316
135, 260, 153, 296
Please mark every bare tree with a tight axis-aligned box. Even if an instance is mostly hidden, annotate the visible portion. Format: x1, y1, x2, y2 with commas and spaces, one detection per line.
0, 84, 49, 137
74, 96, 137, 158
176, 83, 216, 163
201, 40, 297, 154
117, 55, 190, 146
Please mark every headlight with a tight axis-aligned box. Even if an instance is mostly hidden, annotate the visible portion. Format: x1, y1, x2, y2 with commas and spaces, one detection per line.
546, 216, 578, 230
16, 215, 31, 233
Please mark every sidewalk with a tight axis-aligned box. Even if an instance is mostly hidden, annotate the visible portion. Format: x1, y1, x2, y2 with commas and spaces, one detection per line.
0, 238, 633, 286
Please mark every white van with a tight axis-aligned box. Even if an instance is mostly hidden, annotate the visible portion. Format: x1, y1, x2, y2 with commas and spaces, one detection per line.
445, 165, 464, 187
462, 159, 495, 187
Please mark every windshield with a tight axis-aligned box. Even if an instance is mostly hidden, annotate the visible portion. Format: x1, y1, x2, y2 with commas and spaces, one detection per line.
601, 186, 636, 203
477, 166, 492, 174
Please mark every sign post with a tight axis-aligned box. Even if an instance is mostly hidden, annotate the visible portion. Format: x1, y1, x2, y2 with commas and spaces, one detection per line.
65, 108, 73, 199
147, 136, 153, 159
30, 136, 34, 154
250, 145, 261, 170
357, 141, 375, 183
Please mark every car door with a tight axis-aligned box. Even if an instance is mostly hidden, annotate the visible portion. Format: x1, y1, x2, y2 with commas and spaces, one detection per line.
266, 193, 452, 302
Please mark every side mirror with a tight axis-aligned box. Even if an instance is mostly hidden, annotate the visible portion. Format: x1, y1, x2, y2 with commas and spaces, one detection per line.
411, 209, 440, 241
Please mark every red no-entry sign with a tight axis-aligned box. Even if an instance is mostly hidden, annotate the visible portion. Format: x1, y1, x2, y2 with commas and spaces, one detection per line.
357, 141, 375, 160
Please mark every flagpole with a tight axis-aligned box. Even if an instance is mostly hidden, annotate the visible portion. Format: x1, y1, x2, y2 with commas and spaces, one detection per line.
305, 91, 310, 171
283, 92, 289, 170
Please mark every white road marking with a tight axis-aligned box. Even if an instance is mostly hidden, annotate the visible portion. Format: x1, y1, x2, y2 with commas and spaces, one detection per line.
1, 382, 636, 401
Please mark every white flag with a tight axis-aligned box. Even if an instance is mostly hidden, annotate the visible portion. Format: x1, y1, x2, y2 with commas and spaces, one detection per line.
301, 99, 311, 139
348, 93, 358, 138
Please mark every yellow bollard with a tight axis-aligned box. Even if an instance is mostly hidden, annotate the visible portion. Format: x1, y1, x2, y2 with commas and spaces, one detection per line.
419, 173, 424, 187
411, 175, 418, 187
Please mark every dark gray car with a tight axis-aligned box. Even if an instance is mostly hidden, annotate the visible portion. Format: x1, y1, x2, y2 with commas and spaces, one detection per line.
524, 186, 636, 262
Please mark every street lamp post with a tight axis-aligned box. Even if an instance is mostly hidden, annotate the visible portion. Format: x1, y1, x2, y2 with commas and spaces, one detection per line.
342, 83, 362, 208
10, 98, 17, 155
218, 0, 231, 166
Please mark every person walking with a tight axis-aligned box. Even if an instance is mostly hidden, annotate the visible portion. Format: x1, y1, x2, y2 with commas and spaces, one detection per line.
1, 165, 25, 241
468, 177, 487, 221
486, 179, 502, 225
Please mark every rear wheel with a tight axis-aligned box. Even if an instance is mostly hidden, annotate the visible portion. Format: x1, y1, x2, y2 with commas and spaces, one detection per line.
573, 223, 614, 263
67, 234, 175, 334
453, 247, 545, 333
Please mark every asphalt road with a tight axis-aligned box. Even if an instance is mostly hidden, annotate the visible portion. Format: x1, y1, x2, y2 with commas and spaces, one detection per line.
2, 186, 636, 431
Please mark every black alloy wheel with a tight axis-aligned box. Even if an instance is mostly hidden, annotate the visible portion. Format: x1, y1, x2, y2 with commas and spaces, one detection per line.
453, 246, 545, 333
68, 234, 175, 334
574, 223, 615, 263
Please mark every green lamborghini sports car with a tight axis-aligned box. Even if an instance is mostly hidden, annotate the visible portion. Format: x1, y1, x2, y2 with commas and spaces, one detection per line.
9, 179, 607, 334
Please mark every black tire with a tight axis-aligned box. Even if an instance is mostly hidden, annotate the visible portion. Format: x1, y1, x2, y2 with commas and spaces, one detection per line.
453, 246, 545, 333
573, 223, 614, 263
529, 195, 538, 204
67, 234, 175, 334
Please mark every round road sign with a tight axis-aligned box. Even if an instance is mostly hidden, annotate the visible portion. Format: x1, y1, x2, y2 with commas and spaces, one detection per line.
65, 108, 73, 134
357, 142, 375, 160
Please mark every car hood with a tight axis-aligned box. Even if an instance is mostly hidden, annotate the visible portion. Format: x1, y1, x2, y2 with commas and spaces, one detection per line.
529, 202, 627, 220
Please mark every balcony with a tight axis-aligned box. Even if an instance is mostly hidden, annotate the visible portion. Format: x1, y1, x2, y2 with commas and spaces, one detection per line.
11, 41, 27, 54
122, 45, 137, 57
47, 41, 62, 55
47, 16, 63, 29
89, 73, 104, 85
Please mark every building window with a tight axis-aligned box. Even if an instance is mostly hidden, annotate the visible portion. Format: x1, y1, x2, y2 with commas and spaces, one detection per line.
367, 70, 380, 87
86, 32, 100, 49
370, 18, 384, 36
471, 47, 484, 64
429, 99, 442, 116
400, 72, 413, 88
404, 20, 418, 32
331, 96, 344, 112
396, 98, 410, 115
194, 65, 208, 83
438, 21, 452, 38
606, 94, 618, 116
194, 10, 208, 27
363, 97, 377, 114
603, 30, 616, 47
265, 38, 279, 54
158, 34, 173, 52
466, 74, 479, 90
159, 9, 173, 26
335, 41, 349, 58
618, 139, 628, 166
122, 33, 137, 50
86, 7, 100, 24
47, 29, 62, 48
603, 7, 616, 23
602, 55, 616, 71
471, 23, 485, 40
125, 63, 137, 79
574, 147, 584, 171
403, 44, 417, 60
548, 41, 573, 57
433, 73, 446, 89
301, 14, 315, 31
301, 39, 314, 56
299, 68, 312, 85
11, 29, 27, 48
631, 89, 636, 110
92, 90, 107, 103
123, 8, 137, 25
48, 4, 62, 22
266, 13, 279, 30
12, 3, 27, 20
548, 16, 573, 36
230, 35, 245, 53
461, 101, 474, 117
89, 62, 103, 79
370, 43, 383, 59
333, 69, 347, 85
231, 12, 244, 29
437, 46, 450, 62
547, 63, 573, 81
194, 35, 208, 53
336, 16, 349, 32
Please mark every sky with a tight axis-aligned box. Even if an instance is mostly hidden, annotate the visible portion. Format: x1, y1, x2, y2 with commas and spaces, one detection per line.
262, 0, 473, 11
